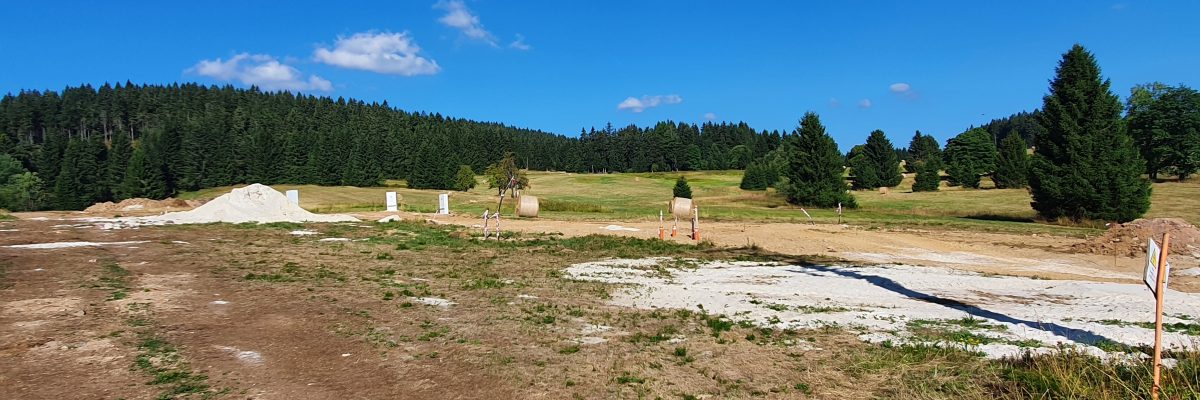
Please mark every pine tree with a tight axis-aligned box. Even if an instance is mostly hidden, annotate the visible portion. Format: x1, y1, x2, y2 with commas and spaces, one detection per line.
910, 133, 943, 192
993, 133, 1029, 189
407, 135, 458, 190
118, 146, 147, 199
739, 161, 768, 190
783, 112, 856, 208
1030, 44, 1151, 222
107, 132, 133, 200
912, 161, 941, 192
944, 128, 997, 189
78, 136, 109, 204
850, 131, 902, 189
342, 133, 383, 187
52, 140, 84, 210
904, 131, 925, 173
865, 130, 902, 187
453, 165, 477, 191
673, 176, 692, 199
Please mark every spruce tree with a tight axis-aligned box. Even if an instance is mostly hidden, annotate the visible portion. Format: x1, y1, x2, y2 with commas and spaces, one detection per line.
107, 132, 133, 200
944, 128, 997, 188
407, 135, 458, 190
52, 140, 83, 210
783, 112, 856, 208
993, 133, 1030, 189
849, 130, 905, 190
912, 161, 941, 192
118, 146, 147, 199
739, 161, 768, 190
904, 131, 924, 173
673, 176, 692, 199
865, 130, 902, 187
910, 133, 943, 192
1030, 44, 1151, 221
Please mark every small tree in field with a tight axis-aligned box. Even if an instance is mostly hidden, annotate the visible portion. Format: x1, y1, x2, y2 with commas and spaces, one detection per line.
739, 161, 769, 190
484, 152, 528, 197
673, 176, 692, 199
453, 165, 477, 192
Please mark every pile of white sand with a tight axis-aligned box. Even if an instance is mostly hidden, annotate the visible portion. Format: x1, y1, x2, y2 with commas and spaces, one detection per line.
149, 184, 357, 224
94, 184, 355, 228
566, 258, 1200, 359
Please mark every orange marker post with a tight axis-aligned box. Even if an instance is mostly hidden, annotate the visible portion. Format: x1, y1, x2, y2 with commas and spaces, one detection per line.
692, 206, 700, 241
658, 211, 665, 240
1151, 233, 1171, 400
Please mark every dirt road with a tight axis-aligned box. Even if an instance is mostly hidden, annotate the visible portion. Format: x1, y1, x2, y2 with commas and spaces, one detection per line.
382, 212, 1200, 292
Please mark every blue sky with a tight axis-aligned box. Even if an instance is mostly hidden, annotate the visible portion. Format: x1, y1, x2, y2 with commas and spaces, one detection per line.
1, 1, 1197, 149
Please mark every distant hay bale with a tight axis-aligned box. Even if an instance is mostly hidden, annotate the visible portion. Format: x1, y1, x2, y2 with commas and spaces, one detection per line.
669, 197, 693, 217
516, 195, 540, 217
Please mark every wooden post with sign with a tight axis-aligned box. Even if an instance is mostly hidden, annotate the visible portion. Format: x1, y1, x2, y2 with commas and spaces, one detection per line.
1150, 233, 1170, 400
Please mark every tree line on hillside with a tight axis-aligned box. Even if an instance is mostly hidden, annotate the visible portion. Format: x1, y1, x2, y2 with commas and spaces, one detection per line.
0, 83, 784, 211
742, 44, 1188, 222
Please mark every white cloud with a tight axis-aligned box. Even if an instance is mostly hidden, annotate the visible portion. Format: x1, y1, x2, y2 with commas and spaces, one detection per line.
188, 53, 332, 92
435, 0, 497, 46
313, 32, 440, 76
703, 112, 717, 121
889, 82, 920, 100
858, 99, 873, 108
508, 34, 531, 51
617, 94, 683, 113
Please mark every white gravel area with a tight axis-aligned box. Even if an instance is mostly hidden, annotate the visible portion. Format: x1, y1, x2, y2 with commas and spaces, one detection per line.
565, 257, 1200, 359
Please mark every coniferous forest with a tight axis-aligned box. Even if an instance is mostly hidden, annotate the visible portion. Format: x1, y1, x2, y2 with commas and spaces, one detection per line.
0, 83, 784, 210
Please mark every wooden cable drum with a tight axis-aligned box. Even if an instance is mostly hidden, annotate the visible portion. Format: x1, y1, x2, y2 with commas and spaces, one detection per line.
516, 195, 540, 217
669, 197, 693, 217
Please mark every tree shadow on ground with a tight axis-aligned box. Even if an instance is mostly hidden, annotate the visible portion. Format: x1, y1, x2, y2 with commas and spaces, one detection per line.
780, 262, 1117, 347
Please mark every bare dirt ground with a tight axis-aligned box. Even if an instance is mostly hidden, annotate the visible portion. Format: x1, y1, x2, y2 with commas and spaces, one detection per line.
2, 216, 912, 399
3, 211, 1197, 399
384, 212, 1200, 293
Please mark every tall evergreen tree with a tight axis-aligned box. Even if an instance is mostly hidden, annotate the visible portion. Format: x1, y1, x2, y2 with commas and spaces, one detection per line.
911, 135, 943, 192
912, 161, 941, 192
407, 135, 458, 190
1030, 44, 1151, 222
783, 112, 856, 208
851, 130, 901, 189
52, 140, 84, 209
904, 131, 925, 173
993, 133, 1030, 189
944, 128, 997, 189
107, 132, 133, 199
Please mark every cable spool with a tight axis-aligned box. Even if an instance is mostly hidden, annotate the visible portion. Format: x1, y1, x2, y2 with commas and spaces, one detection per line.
516, 195, 540, 217
669, 197, 693, 217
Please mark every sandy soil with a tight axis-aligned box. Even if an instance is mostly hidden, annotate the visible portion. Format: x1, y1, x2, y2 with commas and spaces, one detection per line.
352, 211, 1200, 293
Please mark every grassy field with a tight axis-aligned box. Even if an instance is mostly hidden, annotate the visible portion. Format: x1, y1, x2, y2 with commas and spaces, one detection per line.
179, 170, 1200, 237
